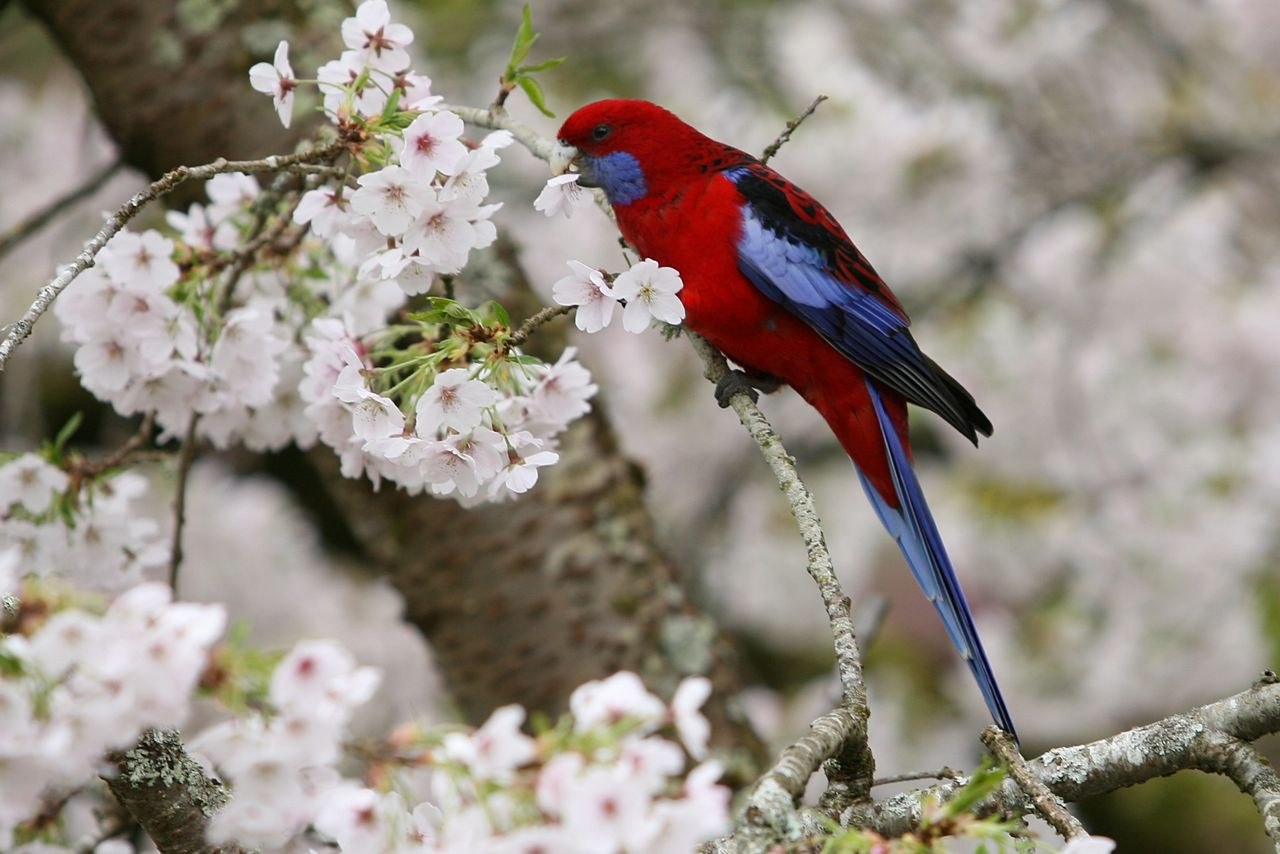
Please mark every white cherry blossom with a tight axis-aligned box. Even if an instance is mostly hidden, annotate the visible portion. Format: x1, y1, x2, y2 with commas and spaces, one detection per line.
415, 368, 498, 434
350, 165, 435, 236
570, 671, 666, 732
0, 454, 68, 516
552, 260, 617, 333
610, 258, 686, 332
398, 110, 468, 178
340, 0, 414, 73
248, 40, 296, 128
534, 173, 588, 219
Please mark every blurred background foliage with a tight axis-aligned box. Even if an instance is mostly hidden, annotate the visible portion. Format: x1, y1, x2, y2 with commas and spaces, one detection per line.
3, 0, 1280, 848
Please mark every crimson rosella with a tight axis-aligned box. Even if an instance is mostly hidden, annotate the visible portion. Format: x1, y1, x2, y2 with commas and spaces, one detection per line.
551, 99, 1015, 736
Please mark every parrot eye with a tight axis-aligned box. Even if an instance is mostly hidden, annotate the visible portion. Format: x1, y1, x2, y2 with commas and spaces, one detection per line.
591, 123, 612, 142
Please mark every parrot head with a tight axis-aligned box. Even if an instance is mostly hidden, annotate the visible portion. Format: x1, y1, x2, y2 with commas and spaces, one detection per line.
553, 99, 713, 206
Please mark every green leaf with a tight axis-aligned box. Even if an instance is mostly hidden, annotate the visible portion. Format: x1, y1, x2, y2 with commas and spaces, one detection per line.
379, 86, 403, 123
379, 110, 418, 132
482, 300, 511, 328
519, 56, 566, 74
52, 412, 84, 457
941, 758, 1006, 818
508, 4, 537, 70
516, 74, 555, 118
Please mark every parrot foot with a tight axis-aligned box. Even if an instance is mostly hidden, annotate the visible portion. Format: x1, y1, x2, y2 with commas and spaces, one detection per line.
715, 370, 781, 408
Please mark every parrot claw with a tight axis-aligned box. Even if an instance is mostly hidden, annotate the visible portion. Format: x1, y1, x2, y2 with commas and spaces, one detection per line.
715, 370, 762, 408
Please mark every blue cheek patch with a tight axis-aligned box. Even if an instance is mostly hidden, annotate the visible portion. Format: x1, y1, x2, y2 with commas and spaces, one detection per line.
590, 151, 648, 205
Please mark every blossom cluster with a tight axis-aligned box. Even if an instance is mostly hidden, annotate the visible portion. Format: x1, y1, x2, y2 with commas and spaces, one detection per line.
0, 454, 166, 593
49, 0, 601, 505
551, 257, 686, 334
194, 639, 382, 848
0, 583, 224, 849
199, 669, 729, 854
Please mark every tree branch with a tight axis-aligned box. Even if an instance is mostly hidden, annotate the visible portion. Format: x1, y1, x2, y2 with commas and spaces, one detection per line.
0, 139, 349, 371
853, 678, 1280, 837
103, 729, 244, 854
981, 725, 1085, 840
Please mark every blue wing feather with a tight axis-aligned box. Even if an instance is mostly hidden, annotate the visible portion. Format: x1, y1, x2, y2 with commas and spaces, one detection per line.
861, 381, 1017, 737
726, 164, 992, 444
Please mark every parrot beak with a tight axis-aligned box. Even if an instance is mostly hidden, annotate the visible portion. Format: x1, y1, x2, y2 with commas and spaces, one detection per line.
549, 141, 599, 187
549, 141, 578, 176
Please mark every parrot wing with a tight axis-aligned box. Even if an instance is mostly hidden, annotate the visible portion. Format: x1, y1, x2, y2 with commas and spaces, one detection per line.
724, 162, 992, 444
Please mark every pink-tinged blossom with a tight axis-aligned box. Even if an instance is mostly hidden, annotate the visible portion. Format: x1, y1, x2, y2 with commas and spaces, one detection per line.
441, 704, 536, 781
210, 306, 289, 408
619, 736, 685, 794
529, 347, 598, 427
418, 439, 481, 497
609, 258, 686, 332
54, 267, 120, 342
392, 70, 441, 111
570, 671, 666, 732
165, 202, 238, 252
351, 391, 405, 446
205, 172, 261, 221
561, 766, 660, 853
535, 751, 585, 817
340, 0, 414, 72
647, 761, 732, 854
314, 785, 402, 853
670, 676, 713, 759
402, 198, 480, 274
415, 368, 497, 434
98, 229, 179, 291
248, 41, 296, 128
534, 173, 587, 219
552, 260, 617, 333
398, 110, 468, 177
0, 454, 68, 515
350, 165, 435, 236
494, 431, 558, 496
269, 639, 381, 715
73, 333, 140, 395
450, 427, 507, 483
293, 187, 351, 238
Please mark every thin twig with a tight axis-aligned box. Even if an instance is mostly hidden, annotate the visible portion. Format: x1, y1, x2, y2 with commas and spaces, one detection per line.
0, 139, 349, 371
872, 767, 962, 787
440, 104, 556, 161
688, 335, 865, 713
0, 158, 125, 263
981, 725, 1086, 840
507, 304, 574, 347
761, 95, 829, 165
689, 333, 874, 820
167, 417, 200, 593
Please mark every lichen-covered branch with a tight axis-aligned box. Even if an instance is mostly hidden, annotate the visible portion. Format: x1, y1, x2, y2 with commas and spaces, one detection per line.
855, 678, 1280, 839
981, 725, 1085, 840
103, 729, 244, 854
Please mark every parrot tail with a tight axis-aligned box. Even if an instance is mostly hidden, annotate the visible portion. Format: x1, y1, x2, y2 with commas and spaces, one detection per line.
857, 380, 1017, 739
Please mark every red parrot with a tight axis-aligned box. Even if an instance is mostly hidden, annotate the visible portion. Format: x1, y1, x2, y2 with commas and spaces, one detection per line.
553, 99, 1015, 736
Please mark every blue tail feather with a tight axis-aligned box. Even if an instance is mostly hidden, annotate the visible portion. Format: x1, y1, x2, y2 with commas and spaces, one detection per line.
859, 381, 1017, 738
